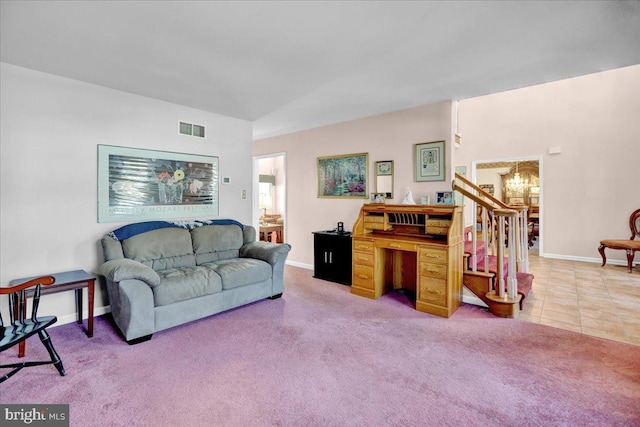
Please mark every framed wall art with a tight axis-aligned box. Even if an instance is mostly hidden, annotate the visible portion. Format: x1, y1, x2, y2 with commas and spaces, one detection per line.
414, 140, 445, 182
317, 152, 368, 198
98, 145, 219, 223
479, 184, 494, 196
436, 191, 454, 205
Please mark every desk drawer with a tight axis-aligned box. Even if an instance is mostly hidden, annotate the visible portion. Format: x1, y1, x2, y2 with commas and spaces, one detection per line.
418, 276, 447, 305
353, 252, 374, 267
418, 248, 447, 264
376, 240, 417, 252
426, 226, 449, 236
353, 265, 374, 289
353, 239, 374, 253
426, 219, 451, 228
419, 262, 447, 278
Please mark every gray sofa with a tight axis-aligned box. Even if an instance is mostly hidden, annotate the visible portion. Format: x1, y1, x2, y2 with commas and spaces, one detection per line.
100, 220, 291, 344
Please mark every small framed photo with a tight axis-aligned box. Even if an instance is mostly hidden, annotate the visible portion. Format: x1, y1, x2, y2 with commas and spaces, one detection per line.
371, 193, 386, 204
376, 161, 393, 176
436, 191, 454, 205
420, 196, 431, 205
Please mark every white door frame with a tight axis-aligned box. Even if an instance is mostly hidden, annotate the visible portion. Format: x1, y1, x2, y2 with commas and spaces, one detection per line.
253, 152, 287, 242
471, 154, 543, 256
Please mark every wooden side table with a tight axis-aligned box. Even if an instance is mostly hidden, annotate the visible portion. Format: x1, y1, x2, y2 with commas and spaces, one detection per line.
259, 224, 284, 243
10, 269, 96, 357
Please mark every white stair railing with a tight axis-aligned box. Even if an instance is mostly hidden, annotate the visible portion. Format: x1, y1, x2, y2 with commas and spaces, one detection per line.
453, 173, 530, 301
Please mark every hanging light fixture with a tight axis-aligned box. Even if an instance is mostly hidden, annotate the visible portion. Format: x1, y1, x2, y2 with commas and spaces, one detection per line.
505, 162, 529, 195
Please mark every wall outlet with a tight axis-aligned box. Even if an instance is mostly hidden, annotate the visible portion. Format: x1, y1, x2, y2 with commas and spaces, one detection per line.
241, 190, 246, 199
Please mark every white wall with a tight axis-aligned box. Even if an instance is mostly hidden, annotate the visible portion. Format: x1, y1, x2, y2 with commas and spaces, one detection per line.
456, 65, 640, 263
254, 101, 455, 268
0, 63, 253, 323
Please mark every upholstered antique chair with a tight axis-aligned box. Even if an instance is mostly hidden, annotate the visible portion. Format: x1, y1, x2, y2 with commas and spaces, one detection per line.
598, 208, 640, 273
0, 276, 66, 383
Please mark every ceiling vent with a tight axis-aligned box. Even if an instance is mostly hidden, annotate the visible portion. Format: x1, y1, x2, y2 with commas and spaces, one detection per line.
179, 121, 205, 138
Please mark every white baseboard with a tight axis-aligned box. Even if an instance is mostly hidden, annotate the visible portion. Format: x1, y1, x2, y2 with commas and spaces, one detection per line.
286, 260, 313, 270
52, 305, 111, 328
542, 253, 639, 267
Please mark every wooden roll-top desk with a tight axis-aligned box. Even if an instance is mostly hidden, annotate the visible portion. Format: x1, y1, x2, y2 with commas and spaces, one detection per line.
351, 204, 464, 318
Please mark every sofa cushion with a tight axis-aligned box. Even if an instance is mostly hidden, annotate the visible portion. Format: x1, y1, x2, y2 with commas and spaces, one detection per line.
122, 228, 196, 271
191, 224, 244, 264
154, 266, 223, 306
203, 258, 272, 290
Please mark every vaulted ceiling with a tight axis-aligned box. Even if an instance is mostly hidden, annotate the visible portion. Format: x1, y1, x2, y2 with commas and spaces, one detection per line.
2, 1, 639, 139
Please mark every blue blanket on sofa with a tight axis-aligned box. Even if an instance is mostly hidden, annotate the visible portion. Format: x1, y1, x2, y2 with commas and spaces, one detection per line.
109, 219, 244, 241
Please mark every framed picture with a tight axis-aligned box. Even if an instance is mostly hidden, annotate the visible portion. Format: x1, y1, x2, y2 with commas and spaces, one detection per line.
479, 184, 494, 196
414, 141, 445, 182
455, 166, 467, 177
317, 152, 368, 198
376, 161, 393, 176
436, 191, 454, 205
98, 145, 219, 223
371, 193, 386, 204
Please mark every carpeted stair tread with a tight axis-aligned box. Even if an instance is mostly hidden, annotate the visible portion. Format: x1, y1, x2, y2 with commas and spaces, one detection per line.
516, 272, 534, 307
474, 254, 509, 278
469, 255, 534, 307
463, 240, 486, 269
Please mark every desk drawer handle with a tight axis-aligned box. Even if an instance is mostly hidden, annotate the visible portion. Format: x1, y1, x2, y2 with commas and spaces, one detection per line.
358, 274, 369, 279
389, 244, 401, 248
424, 254, 440, 258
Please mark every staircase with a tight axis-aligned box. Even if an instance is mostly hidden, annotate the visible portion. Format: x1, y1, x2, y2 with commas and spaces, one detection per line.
453, 173, 534, 318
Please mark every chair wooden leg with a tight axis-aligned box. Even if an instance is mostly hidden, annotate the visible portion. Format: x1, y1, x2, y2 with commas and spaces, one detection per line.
598, 244, 607, 267
38, 329, 66, 376
626, 249, 635, 274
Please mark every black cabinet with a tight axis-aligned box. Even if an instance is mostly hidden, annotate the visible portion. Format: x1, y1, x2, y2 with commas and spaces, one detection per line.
313, 230, 352, 285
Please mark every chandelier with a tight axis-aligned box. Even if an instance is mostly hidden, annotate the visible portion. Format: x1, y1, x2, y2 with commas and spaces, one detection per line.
505, 162, 529, 194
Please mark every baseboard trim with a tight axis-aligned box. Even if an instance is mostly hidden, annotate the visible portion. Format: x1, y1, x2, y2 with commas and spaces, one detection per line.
286, 260, 313, 270
52, 305, 111, 328
542, 253, 639, 267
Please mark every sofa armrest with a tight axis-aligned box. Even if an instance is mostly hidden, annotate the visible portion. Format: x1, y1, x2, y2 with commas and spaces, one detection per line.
241, 241, 291, 297
240, 241, 291, 266
104, 278, 155, 342
100, 258, 160, 287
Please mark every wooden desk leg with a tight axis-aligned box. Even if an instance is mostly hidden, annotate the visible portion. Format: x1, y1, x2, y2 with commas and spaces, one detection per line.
88, 279, 95, 338
76, 288, 83, 324
19, 341, 25, 358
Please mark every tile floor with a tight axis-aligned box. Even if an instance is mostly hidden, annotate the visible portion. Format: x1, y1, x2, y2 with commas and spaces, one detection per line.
521, 253, 640, 346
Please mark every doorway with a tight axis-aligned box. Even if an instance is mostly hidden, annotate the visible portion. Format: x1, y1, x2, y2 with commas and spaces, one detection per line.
472, 155, 543, 255
253, 153, 287, 243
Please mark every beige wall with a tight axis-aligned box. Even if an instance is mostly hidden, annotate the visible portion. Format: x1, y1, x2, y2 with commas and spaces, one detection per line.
457, 64, 640, 263
254, 101, 455, 268
255, 65, 640, 269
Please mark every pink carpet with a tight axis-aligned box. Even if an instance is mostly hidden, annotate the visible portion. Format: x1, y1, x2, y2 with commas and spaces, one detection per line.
2, 266, 639, 426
